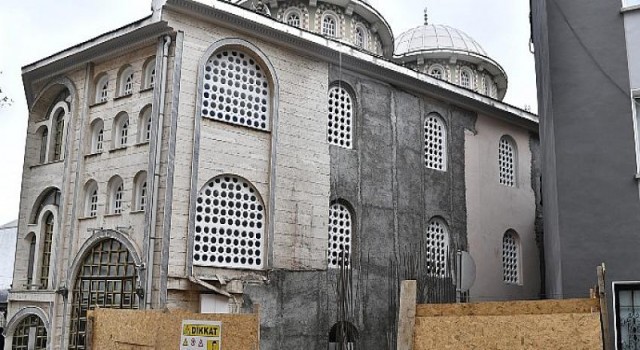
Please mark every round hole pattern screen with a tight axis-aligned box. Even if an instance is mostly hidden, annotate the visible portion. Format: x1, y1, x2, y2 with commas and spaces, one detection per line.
503, 231, 519, 284
424, 115, 446, 171
328, 203, 352, 268
327, 86, 353, 149
499, 137, 516, 186
426, 219, 449, 277
202, 50, 270, 131
194, 176, 265, 269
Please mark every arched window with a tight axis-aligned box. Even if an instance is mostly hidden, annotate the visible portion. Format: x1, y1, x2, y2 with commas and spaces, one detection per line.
484, 76, 491, 95
426, 218, 450, 277
460, 69, 472, 89
429, 67, 444, 80
327, 202, 353, 268
143, 57, 156, 90
424, 114, 447, 171
90, 119, 104, 154
119, 66, 134, 96
108, 176, 124, 214
499, 136, 517, 187
138, 106, 152, 143
84, 180, 99, 218
133, 172, 148, 212
38, 127, 48, 164
40, 212, 54, 289
286, 11, 301, 27
26, 234, 36, 286
322, 14, 338, 37
202, 49, 271, 131
355, 26, 366, 48
68, 239, 139, 350
193, 175, 266, 270
502, 230, 520, 284
327, 84, 354, 149
52, 108, 66, 161
95, 75, 109, 103
329, 322, 358, 350
11, 314, 47, 350
113, 113, 129, 148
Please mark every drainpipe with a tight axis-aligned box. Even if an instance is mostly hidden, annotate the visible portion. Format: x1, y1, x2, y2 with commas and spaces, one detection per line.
146, 35, 171, 309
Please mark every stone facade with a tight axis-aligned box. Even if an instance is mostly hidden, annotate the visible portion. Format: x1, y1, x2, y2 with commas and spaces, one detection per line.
6, 1, 540, 349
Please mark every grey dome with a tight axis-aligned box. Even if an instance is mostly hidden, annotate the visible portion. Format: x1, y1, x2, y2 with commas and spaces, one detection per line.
395, 24, 487, 57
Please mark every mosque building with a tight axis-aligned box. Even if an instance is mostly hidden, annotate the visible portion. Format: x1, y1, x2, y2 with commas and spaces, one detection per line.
5, 0, 540, 348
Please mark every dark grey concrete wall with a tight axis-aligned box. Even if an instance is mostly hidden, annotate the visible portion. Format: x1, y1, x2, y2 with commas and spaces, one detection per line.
242, 66, 475, 350
532, 0, 636, 345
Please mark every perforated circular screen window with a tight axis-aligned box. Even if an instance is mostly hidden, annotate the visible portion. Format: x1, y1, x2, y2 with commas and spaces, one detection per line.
194, 175, 265, 269
202, 50, 270, 131
424, 115, 446, 171
502, 231, 519, 284
327, 86, 353, 149
426, 218, 449, 277
499, 136, 516, 187
328, 202, 352, 268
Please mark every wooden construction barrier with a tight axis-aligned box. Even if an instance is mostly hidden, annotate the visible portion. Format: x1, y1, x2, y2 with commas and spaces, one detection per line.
87, 309, 259, 350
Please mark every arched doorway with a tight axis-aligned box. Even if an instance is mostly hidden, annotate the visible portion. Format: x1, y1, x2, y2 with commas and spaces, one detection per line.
68, 239, 139, 349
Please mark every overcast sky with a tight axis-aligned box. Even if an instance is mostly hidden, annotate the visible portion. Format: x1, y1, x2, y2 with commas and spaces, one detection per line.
0, 0, 536, 225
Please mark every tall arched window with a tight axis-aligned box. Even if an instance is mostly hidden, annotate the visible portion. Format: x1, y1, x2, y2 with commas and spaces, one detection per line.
460, 69, 471, 89
138, 106, 152, 143
424, 114, 447, 171
322, 14, 338, 37
40, 212, 54, 289
119, 66, 134, 96
133, 171, 148, 212
426, 218, 450, 277
68, 239, 139, 350
95, 75, 109, 103
354, 26, 366, 48
328, 202, 353, 268
11, 315, 47, 350
84, 180, 99, 218
143, 57, 156, 90
52, 108, 66, 161
193, 175, 266, 270
38, 127, 48, 164
201, 49, 271, 131
502, 230, 520, 284
429, 66, 444, 80
327, 84, 354, 149
26, 234, 36, 286
90, 119, 104, 154
113, 113, 129, 148
108, 176, 124, 214
499, 136, 517, 187
286, 11, 301, 27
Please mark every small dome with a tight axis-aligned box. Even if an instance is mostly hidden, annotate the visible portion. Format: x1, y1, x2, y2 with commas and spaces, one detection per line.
395, 24, 487, 57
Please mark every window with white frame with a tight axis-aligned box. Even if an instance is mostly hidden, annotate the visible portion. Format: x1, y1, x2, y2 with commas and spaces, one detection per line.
426, 218, 450, 277
11, 314, 47, 350
114, 113, 129, 148
355, 26, 366, 48
90, 119, 104, 154
119, 66, 134, 96
138, 107, 152, 143
85, 181, 99, 218
327, 85, 354, 149
499, 136, 517, 187
429, 66, 444, 80
133, 172, 147, 212
286, 11, 301, 27
614, 283, 640, 350
327, 202, 353, 268
502, 230, 520, 284
202, 49, 271, 131
460, 69, 471, 89
322, 14, 338, 37
95, 75, 109, 103
143, 58, 156, 90
424, 114, 447, 171
193, 175, 266, 269
108, 177, 124, 214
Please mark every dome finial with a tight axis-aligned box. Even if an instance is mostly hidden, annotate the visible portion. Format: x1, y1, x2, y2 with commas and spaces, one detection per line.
424, 7, 428, 25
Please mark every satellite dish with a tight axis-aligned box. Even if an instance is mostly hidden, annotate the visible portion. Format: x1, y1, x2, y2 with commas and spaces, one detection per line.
456, 251, 476, 293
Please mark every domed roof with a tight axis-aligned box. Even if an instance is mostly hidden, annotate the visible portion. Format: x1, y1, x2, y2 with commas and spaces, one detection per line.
395, 24, 487, 57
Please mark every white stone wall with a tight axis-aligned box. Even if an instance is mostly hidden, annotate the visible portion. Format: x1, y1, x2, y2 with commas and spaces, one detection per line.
465, 114, 540, 301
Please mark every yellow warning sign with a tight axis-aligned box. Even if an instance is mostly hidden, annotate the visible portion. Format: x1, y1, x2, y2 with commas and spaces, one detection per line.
180, 320, 222, 350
